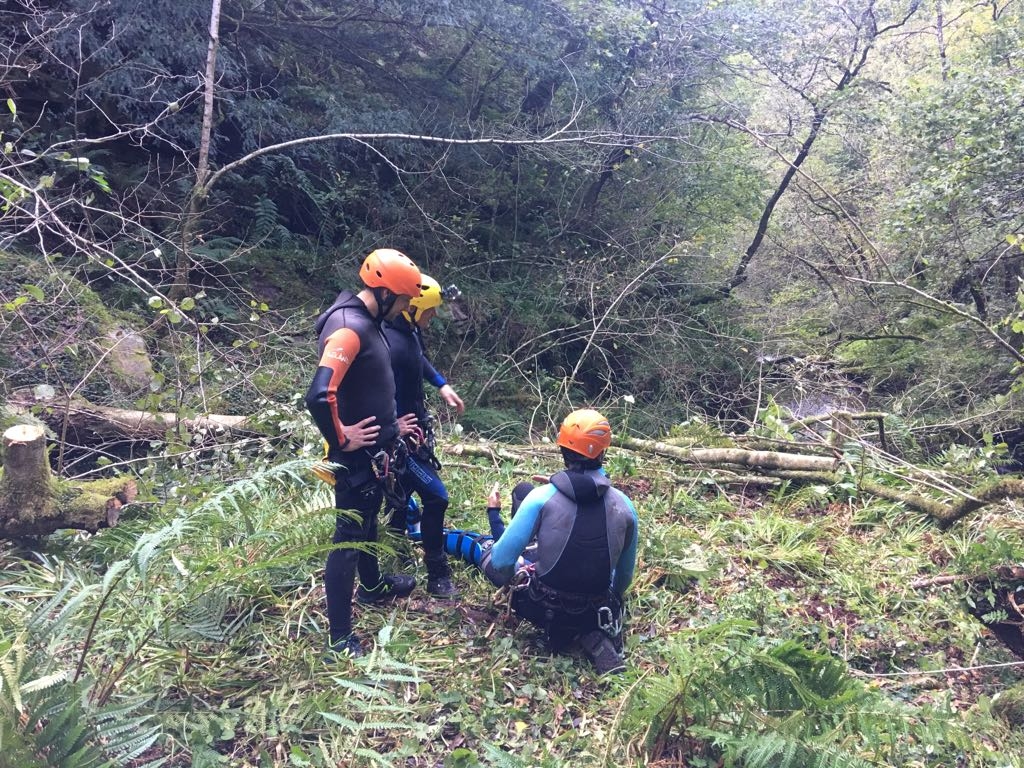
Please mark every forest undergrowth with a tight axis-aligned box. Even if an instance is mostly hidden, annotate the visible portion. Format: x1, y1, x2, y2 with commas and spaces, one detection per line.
2, 436, 1024, 768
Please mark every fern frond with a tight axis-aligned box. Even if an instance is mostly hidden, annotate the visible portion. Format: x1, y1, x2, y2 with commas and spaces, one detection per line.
351, 747, 393, 766
0, 580, 165, 768
883, 414, 920, 460
625, 620, 959, 766
20, 670, 70, 694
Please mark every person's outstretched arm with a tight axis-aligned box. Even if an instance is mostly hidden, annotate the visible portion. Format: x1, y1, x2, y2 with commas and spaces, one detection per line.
486, 482, 506, 539
422, 354, 465, 415
486, 484, 555, 584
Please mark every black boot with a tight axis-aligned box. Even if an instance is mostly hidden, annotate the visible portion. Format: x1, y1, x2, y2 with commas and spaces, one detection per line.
356, 573, 416, 604
425, 553, 459, 599
580, 630, 626, 675
325, 632, 365, 661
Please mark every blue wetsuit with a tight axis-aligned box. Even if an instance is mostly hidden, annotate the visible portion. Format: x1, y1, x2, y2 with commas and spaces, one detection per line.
383, 315, 451, 570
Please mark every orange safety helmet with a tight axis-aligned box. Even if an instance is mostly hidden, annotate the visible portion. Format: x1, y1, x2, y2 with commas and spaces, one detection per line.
360, 248, 423, 297
557, 409, 612, 459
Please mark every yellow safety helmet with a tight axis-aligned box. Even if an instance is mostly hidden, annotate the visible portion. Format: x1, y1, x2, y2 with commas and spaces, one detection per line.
405, 274, 443, 323
557, 409, 612, 459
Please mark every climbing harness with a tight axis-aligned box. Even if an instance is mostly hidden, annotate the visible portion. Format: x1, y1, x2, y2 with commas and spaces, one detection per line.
370, 440, 410, 510
408, 412, 442, 470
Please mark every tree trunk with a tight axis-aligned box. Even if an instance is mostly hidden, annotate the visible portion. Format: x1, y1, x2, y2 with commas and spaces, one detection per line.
618, 435, 839, 472
10, 391, 258, 442
172, 0, 223, 301
0, 425, 137, 537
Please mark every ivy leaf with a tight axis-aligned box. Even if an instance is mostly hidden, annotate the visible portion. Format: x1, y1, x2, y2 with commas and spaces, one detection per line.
21, 284, 44, 302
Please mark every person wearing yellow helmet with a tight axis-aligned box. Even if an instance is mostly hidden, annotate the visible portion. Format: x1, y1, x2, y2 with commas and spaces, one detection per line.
402, 275, 465, 414
383, 273, 464, 598
305, 248, 425, 660
443, 409, 639, 675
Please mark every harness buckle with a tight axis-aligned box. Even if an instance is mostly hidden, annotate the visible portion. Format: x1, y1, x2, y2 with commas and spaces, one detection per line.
510, 564, 534, 592
598, 605, 622, 637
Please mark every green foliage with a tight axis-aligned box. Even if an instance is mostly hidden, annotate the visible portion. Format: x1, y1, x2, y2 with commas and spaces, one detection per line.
0, 251, 145, 401
641, 519, 715, 593
948, 524, 1024, 576
7, 1, 1024, 765
0, 580, 164, 767
625, 620, 962, 768
728, 510, 828, 575
460, 407, 529, 442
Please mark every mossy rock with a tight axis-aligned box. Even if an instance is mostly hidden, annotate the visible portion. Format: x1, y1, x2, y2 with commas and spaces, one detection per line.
0, 251, 156, 399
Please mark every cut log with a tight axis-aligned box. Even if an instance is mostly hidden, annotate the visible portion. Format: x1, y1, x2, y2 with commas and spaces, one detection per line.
0, 424, 137, 537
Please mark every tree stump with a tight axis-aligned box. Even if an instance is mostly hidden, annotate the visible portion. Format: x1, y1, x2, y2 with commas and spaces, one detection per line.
0, 424, 137, 537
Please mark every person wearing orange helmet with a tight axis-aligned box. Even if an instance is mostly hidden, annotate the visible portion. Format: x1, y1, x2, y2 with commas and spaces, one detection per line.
305, 248, 425, 659
446, 409, 639, 675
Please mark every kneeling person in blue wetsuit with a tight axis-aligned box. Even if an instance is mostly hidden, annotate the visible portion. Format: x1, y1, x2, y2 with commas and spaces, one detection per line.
445, 409, 639, 675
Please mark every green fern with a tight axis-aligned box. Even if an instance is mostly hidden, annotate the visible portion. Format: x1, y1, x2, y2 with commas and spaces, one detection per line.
0, 584, 164, 768
883, 415, 920, 461
250, 196, 283, 243
624, 620, 964, 767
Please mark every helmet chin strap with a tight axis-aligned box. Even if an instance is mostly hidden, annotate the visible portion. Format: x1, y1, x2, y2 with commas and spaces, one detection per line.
371, 287, 397, 321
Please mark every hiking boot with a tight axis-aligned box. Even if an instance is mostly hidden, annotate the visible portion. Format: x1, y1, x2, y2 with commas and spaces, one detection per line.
427, 574, 459, 599
425, 554, 460, 599
356, 573, 416, 604
325, 633, 364, 661
580, 630, 626, 675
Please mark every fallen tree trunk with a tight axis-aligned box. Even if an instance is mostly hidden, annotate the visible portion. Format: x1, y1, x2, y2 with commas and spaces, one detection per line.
617, 435, 839, 472
447, 442, 529, 462
0, 424, 137, 537
9, 390, 261, 442
609, 435, 1024, 527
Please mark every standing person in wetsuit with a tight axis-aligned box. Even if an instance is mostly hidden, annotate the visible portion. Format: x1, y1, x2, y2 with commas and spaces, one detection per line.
305, 248, 424, 659
446, 410, 639, 675
383, 275, 465, 598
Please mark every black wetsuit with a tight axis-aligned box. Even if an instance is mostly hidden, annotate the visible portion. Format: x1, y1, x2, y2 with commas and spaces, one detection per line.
305, 290, 399, 640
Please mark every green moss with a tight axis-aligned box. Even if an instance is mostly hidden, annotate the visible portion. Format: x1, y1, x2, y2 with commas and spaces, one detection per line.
0, 251, 156, 400
992, 684, 1024, 727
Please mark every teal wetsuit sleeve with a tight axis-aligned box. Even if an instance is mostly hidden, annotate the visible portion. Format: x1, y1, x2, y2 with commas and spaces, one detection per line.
612, 493, 640, 595
489, 484, 556, 581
